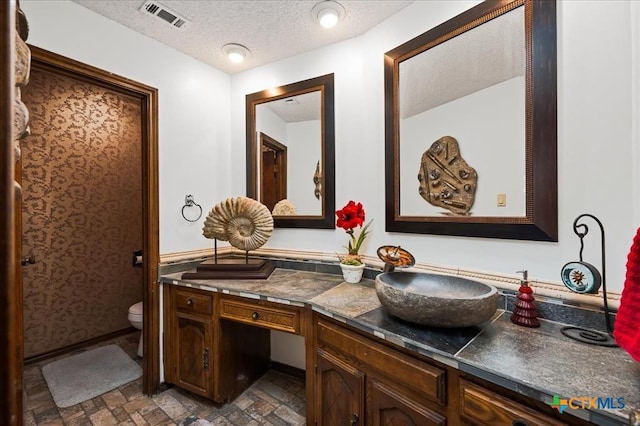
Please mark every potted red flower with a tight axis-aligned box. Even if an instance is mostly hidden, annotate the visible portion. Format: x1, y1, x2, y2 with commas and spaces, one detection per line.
336, 201, 372, 282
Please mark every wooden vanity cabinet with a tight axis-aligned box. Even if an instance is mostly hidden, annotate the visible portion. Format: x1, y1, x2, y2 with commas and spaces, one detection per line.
314, 315, 448, 425
163, 286, 215, 399
164, 288, 298, 404
163, 285, 599, 425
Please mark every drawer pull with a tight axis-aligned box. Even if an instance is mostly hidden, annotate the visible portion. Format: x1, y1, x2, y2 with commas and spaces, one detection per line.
512, 420, 528, 426
351, 413, 359, 425
203, 348, 209, 370
252, 311, 260, 320
187, 298, 194, 306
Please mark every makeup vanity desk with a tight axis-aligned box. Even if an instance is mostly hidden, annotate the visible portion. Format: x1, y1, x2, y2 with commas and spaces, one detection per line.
160, 268, 639, 426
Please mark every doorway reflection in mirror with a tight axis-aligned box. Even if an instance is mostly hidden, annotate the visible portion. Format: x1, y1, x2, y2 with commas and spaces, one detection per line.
255, 91, 322, 216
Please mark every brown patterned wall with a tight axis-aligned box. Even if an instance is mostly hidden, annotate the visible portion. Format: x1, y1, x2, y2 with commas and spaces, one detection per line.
20, 66, 143, 358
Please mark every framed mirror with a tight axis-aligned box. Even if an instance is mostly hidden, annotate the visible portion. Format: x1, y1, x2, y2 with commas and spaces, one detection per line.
246, 74, 335, 229
384, 0, 557, 241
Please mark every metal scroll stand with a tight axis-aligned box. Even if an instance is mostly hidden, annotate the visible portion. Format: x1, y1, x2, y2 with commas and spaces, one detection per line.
560, 214, 617, 347
181, 194, 203, 222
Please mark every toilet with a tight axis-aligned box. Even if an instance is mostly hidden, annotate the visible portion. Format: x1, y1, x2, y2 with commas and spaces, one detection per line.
128, 301, 143, 357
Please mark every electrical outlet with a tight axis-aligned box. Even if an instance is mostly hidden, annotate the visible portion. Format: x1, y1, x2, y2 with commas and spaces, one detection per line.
497, 193, 506, 207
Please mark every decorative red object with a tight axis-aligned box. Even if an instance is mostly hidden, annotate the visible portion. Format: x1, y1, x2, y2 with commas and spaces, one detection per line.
510, 270, 540, 328
613, 227, 640, 361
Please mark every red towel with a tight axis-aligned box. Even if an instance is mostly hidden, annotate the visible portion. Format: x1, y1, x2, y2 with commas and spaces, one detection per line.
613, 227, 640, 361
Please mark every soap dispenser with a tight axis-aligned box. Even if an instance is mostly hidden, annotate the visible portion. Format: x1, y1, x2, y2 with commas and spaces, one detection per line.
510, 270, 540, 328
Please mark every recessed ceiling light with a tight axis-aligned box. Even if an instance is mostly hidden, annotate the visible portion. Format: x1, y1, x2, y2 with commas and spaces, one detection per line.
222, 43, 250, 63
312, 1, 345, 29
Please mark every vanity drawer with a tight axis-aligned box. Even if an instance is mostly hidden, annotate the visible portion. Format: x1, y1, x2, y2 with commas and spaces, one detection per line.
460, 379, 565, 426
219, 296, 301, 334
316, 319, 446, 406
174, 288, 213, 316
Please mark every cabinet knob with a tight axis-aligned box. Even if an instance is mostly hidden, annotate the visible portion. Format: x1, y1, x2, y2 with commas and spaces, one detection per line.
252, 311, 260, 320
350, 413, 359, 425
187, 298, 194, 306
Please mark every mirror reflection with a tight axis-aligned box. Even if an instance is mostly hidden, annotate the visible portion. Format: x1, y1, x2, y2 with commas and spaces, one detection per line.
399, 6, 525, 217
256, 91, 321, 215
246, 74, 335, 229
384, 0, 558, 241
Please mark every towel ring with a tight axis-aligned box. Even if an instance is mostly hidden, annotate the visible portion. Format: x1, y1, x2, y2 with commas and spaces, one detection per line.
182, 194, 202, 222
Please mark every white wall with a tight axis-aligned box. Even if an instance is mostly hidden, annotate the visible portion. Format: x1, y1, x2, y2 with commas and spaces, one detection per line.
21, 0, 233, 255
231, 0, 638, 295
400, 77, 525, 217
287, 120, 321, 215
21, 0, 639, 295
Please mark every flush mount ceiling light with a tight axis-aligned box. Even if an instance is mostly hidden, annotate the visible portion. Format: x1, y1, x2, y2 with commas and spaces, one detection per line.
222, 43, 250, 64
312, 0, 345, 29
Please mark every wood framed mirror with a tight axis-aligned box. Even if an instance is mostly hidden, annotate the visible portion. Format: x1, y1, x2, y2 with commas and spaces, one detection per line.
384, 0, 557, 241
246, 74, 335, 229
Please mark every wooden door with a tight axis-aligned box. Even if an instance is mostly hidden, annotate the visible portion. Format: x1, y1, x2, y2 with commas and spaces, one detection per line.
369, 379, 446, 426
1, 3, 29, 424
260, 132, 287, 211
262, 150, 278, 210
316, 349, 365, 426
173, 312, 214, 399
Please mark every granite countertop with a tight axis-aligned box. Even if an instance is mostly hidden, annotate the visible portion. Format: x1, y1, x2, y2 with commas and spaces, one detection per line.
160, 268, 639, 425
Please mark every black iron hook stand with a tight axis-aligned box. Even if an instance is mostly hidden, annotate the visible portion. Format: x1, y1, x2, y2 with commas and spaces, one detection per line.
561, 213, 617, 347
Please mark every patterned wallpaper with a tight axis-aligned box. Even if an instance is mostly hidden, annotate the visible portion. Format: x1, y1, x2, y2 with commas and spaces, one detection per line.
20, 66, 143, 358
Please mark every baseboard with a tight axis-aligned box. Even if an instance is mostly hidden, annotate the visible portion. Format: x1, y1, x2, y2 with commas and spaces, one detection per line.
23, 326, 138, 365
270, 361, 306, 381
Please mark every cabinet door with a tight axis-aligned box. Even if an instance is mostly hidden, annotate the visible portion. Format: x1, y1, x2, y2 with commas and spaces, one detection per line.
316, 349, 365, 426
369, 379, 446, 426
173, 312, 214, 399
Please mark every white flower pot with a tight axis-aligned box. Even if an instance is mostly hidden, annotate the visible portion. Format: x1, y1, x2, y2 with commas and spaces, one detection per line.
340, 263, 365, 284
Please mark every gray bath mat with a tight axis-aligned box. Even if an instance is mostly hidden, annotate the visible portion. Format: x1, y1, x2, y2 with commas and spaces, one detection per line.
42, 344, 142, 408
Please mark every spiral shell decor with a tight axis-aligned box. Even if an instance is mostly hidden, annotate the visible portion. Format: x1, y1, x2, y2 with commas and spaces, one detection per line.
202, 197, 274, 251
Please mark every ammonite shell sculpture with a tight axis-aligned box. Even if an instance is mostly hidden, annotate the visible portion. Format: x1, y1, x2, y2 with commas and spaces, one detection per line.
202, 197, 274, 251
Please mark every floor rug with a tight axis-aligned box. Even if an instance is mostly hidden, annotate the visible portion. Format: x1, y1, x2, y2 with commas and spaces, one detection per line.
42, 344, 142, 408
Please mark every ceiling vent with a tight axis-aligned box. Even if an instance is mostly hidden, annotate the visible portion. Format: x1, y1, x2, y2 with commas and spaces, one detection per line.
139, 0, 190, 29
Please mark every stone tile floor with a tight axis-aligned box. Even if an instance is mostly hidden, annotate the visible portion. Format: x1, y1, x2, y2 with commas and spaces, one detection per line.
24, 332, 306, 425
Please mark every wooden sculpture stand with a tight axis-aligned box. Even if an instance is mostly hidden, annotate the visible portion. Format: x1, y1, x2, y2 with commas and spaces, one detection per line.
182, 257, 274, 280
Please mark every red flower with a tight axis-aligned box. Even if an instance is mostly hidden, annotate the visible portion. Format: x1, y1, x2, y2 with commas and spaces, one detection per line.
336, 201, 372, 265
336, 201, 365, 231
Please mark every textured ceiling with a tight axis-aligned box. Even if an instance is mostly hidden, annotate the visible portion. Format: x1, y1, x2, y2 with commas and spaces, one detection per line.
261, 90, 321, 123
70, 0, 413, 75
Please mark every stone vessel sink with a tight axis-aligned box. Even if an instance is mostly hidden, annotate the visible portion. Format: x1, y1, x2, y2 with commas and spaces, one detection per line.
375, 272, 499, 328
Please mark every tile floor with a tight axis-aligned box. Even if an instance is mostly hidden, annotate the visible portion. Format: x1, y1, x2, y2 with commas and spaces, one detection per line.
23, 332, 307, 425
